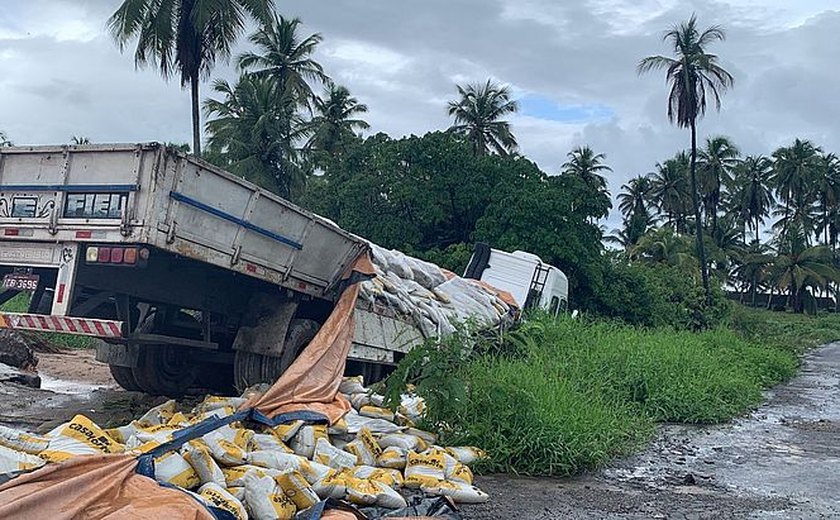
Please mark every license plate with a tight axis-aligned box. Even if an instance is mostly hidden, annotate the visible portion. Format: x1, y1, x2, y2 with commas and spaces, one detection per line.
2, 273, 39, 291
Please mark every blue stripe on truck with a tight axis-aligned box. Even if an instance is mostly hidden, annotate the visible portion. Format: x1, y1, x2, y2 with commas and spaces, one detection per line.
0, 184, 139, 192
169, 191, 303, 250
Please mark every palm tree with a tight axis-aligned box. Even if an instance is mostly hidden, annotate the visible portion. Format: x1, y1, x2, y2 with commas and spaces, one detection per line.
618, 175, 653, 218
731, 241, 773, 306
772, 139, 822, 242
70, 136, 91, 144
650, 152, 691, 232
204, 74, 310, 200
562, 146, 612, 196
728, 155, 774, 243
638, 14, 735, 304
629, 227, 698, 269
447, 80, 519, 156
108, 0, 273, 156
309, 84, 370, 156
814, 152, 840, 247
770, 228, 840, 313
0, 131, 11, 147
698, 135, 739, 234
237, 14, 328, 109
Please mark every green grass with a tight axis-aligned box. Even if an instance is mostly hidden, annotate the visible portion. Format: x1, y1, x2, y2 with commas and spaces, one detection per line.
387, 309, 805, 477
0, 292, 95, 350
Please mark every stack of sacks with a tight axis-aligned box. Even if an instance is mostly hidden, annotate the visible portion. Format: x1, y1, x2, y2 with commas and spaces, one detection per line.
359, 244, 516, 339
0, 377, 488, 519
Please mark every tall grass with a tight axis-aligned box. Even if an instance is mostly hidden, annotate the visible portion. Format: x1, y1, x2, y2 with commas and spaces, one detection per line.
387, 311, 800, 476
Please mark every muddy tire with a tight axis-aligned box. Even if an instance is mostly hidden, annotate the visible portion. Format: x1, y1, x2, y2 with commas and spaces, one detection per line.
109, 364, 141, 391
132, 344, 199, 397
234, 318, 320, 392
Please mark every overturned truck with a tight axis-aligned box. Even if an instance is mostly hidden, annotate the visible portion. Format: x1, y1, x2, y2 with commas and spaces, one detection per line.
0, 143, 565, 396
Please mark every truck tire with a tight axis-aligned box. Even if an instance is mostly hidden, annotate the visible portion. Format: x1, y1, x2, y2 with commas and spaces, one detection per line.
234, 318, 320, 392
130, 311, 200, 397
132, 344, 199, 397
109, 364, 141, 392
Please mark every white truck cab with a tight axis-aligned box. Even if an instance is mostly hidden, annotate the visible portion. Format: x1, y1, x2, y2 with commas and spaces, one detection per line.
464, 244, 569, 316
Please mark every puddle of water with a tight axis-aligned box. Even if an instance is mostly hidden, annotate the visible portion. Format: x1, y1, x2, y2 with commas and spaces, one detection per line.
38, 374, 112, 395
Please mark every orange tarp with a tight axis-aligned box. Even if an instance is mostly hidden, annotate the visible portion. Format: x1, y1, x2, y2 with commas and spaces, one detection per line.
0, 454, 214, 520
244, 253, 375, 425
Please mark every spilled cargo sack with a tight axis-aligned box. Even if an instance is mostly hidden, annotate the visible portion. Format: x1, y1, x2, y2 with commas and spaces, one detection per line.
275, 470, 320, 510
250, 433, 292, 453
376, 446, 408, 470
351, 465, 403, 489
377, 433, 424, 452
312, 469, 346, 500
154, 450, 200, 489
41, 415, 124, 463
0, 444, 45, 475
243, 472, 297, 520
248, 451, 312, 475
446, 446, 486, 465
313, 437, 356, 471
290, 425, 328, 459
183, 443, 226, 486
421, 480, 489, 504
137, 400, 177, 427
344, 427, 382, 467
0, 425, 48, 455
196, 482, 247, 520
271, 421, 304, 443
404, 450, 445, 489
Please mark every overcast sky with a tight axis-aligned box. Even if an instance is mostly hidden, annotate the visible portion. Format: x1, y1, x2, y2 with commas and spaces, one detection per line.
1, 0, 839, 231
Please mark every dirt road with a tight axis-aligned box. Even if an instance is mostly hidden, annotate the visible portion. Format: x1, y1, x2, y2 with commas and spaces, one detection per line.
1, 344, 838, 518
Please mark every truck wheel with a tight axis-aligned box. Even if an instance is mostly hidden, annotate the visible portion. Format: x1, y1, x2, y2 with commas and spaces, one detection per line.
132, 345, 199, 397
109, 364, 141, 391
234, 319, 320, 392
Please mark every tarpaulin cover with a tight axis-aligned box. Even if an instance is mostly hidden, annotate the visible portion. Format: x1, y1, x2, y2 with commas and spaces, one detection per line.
243, 253, 375, 425
0, 454, 215, 520
0, 252, 376, 519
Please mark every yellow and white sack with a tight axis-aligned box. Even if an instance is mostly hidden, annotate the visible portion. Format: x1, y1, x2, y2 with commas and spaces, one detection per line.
338, 375, 367, 395
344, 427, 382, 466
248, 451, 312, 475
376, 446, 408, 469
0, 444, 45, 475
403, 450, 445, 489
154, 450, 200, 489
377, 433, 425, 452
0, 425, 48, 454
359, 405, 395, 422
274, 470, 320, 510
250, 433, 292, 453
312, 469, 346, 500
421, 481, 489, 504
194, 396, 247, 414
41, 415, 124, 463
352, 465, 403, 489
243, 472, 297, 520
196, 482, 247, 520
289, 425, 328, 459
137, 400, 177, 427
183, 443, 226, 486
312, 437, 356, 471
271, 420, 304, 443
222, 465, 276, 487
446, 446, 487, 465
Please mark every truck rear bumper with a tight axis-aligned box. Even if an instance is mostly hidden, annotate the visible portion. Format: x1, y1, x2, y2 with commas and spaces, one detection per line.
0, 312, 123, 338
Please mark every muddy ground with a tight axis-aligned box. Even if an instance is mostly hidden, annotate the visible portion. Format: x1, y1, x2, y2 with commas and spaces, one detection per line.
1, 344, 839, 519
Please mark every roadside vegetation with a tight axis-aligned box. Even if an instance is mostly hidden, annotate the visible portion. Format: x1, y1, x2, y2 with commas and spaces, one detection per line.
384, 307, 829, 477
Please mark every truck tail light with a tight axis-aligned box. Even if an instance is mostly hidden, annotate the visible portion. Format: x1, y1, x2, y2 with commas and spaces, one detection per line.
86, 246, 146, 266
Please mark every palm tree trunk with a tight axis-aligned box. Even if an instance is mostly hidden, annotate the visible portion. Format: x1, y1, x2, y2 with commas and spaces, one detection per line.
755, 215, 760, 244
689, 119, 712, 305
190, 75, 202, 156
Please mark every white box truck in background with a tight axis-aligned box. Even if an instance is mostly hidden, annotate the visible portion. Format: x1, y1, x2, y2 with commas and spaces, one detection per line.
464, 243, 569, 316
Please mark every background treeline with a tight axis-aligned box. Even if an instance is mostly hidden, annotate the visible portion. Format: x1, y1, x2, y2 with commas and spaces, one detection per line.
5, 4, 836, 328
